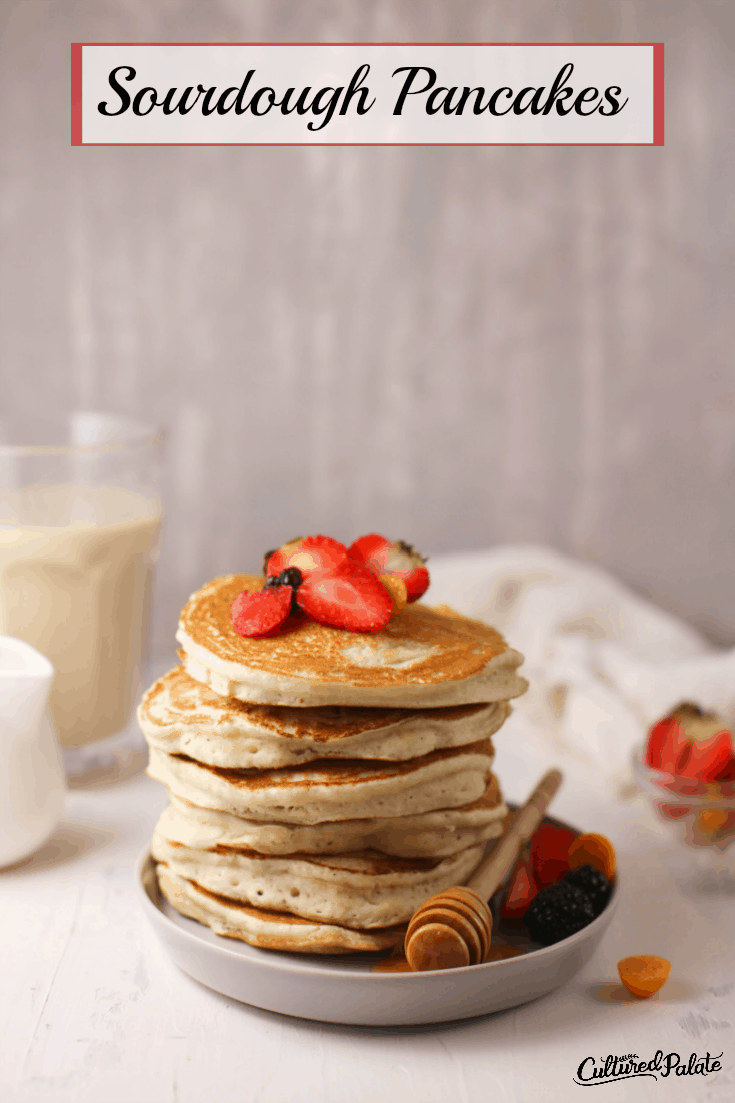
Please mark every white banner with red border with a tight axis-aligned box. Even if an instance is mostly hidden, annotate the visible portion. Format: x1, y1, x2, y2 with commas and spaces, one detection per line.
71, 43, 664, 146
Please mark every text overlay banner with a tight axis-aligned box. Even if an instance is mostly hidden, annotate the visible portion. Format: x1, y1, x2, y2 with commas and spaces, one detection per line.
73, 44, 662, 146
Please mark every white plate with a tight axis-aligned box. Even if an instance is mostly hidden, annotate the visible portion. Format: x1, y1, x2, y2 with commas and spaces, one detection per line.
135, 817, 619, 1026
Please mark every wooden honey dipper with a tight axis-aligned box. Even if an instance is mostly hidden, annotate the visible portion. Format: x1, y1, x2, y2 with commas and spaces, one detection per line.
404, 768, 563, 971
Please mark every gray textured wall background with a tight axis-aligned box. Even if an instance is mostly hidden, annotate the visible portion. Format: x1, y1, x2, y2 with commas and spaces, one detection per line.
1, 0, 734, 651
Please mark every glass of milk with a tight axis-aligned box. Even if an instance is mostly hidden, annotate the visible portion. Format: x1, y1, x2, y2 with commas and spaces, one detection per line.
0, 411, 163, 783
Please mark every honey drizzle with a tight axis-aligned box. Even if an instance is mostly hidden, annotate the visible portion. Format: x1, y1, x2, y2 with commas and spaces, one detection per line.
370, 947, 413, 973
370, 942, 526, 972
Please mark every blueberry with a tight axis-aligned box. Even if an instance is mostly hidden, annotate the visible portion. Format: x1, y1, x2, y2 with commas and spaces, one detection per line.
563, 865, 610, 917
525, 882, 595, 946
264, 566, 304, 613
276, 567, 304, 590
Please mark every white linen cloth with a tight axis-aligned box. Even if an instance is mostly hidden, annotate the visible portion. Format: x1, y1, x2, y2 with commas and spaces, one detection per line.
427, 545, 735, 794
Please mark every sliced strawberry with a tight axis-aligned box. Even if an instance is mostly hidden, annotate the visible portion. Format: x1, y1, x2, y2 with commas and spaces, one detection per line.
348, 533, 391, 563
347, 533, 430, 602
645, 717, 689, 773
501, 855, 539, 919
531, 823, 577, 888
231, 586, 292, 638
297, 558, 393, 632
682, 729, 735, 783
265, 535, 348, 579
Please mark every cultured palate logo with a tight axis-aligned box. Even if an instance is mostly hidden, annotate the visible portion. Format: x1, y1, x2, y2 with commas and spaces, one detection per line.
574, 1049, 723, 1086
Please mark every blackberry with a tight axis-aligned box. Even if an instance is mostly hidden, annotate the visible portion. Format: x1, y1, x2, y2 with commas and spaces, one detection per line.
563, 865, 610, 917
525, 882, 595, 946
263, 574, 280, 588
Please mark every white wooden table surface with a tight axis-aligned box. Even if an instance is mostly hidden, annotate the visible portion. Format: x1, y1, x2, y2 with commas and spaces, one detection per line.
2, 730, 734, 1103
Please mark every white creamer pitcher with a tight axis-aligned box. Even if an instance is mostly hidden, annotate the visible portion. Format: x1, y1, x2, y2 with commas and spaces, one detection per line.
0, 635, 65, 866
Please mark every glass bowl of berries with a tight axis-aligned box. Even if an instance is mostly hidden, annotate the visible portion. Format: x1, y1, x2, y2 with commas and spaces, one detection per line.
633, 703, 735, 859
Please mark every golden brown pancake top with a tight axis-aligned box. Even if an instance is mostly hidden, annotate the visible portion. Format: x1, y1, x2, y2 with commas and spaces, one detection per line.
179, 574, 510, 688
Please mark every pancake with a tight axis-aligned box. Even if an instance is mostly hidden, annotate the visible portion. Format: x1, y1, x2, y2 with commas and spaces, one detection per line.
155, 778, 507, 857
147, 738, 495, 825
177, 574, 528, 708
140, 665, 511, 768
152, 834, 486, 928
157, 864, 405, 953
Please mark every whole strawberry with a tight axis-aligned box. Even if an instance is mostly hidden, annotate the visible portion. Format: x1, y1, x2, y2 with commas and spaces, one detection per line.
531, 822, 577, 888
347, 534, 429, 602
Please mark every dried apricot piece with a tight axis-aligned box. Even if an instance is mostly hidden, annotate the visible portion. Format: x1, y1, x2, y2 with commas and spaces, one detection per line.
617, 955, 671, 998
697, 809, 730, 834
568, 833, 616, 880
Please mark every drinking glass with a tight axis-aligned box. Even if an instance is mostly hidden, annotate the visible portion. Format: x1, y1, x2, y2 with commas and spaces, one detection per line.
0, 411, 164, 783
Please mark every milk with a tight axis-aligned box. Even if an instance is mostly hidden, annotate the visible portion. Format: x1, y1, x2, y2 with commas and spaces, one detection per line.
0, 485, 161, 748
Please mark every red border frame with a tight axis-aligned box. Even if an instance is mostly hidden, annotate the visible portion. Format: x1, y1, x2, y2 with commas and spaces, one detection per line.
652, 42, 664, 145
71, 43, 83, 146
71, 42, 664, 147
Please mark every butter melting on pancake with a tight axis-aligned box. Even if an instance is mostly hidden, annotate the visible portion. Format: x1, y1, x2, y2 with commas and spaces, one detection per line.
177, 574, 528, 708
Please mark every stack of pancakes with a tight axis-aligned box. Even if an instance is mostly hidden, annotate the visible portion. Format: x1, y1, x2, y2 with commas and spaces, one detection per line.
141, 574, 527, 954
